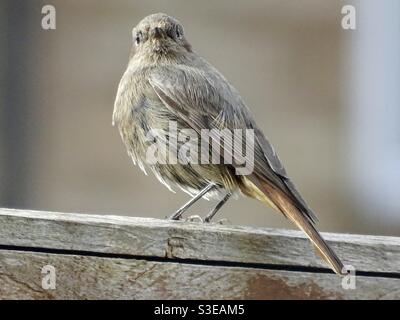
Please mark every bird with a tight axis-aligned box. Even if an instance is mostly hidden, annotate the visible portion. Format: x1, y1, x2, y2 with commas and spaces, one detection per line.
113, 13, 345, 274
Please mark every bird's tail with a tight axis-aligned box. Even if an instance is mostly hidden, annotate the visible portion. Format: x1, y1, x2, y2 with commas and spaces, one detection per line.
241, 176, 345, 275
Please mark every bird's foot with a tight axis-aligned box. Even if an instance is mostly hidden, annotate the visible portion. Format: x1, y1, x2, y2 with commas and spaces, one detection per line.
167, 209, 185, 220
204, 217, 230, 225
184, 215, 204, 223
165, 214, 182, 220
216, 218, 230, 225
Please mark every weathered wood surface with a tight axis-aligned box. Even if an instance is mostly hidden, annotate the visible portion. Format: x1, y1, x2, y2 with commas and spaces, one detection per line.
2, 250, 400, 300
0, 208, 399, 299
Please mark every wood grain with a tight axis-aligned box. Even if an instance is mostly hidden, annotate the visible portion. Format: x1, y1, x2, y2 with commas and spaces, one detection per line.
1, 250, 399, 300
1, 208, 399, 273
0, 208, 399, 299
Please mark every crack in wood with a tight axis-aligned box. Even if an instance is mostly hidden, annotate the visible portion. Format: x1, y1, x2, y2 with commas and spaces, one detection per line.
0, 244, 399, 280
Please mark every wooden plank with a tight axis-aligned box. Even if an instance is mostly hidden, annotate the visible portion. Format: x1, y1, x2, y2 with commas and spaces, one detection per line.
0, 208, 399, 274
1, 249, 399, 300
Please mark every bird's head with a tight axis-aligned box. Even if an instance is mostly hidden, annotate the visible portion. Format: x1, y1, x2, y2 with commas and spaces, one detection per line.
130, 13, 192, 60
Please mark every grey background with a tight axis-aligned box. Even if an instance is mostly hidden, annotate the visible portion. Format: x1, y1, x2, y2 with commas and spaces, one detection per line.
0, 0, 399, 236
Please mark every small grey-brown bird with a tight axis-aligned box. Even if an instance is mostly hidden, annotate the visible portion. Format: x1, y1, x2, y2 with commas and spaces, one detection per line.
113, 13, 344, 274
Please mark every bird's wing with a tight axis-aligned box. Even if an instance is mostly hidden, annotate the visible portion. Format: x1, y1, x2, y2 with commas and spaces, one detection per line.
148, 65, 316, 219
148, 64, 345, 274
148, 65, 286, 175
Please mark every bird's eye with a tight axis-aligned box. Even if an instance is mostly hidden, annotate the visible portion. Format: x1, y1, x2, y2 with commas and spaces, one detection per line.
175, 25, 183, 39
135, 31, 142, 46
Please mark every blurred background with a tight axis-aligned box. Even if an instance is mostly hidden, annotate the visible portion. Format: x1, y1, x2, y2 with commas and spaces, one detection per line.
0, 0, 399, 236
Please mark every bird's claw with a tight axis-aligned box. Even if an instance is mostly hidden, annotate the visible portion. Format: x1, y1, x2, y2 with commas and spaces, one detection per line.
184, 215, 204, 223
217, 218, 230, 225
203, 217, 230, 224
167, 214, 230, 225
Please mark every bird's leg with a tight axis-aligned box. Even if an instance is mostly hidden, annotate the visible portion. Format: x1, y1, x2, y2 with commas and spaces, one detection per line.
169, 183, 216, 220
204, 193, 232, 223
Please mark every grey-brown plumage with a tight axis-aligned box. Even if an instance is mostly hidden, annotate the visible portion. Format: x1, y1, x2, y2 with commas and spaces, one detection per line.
113, 13, 345, 274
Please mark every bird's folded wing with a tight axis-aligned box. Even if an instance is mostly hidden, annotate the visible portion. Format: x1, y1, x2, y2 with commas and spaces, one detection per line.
148, 65, 317, 223
148, 66, 284, 172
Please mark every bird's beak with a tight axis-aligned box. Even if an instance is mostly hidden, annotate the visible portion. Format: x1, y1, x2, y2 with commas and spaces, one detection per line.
152, 27, 162, 39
